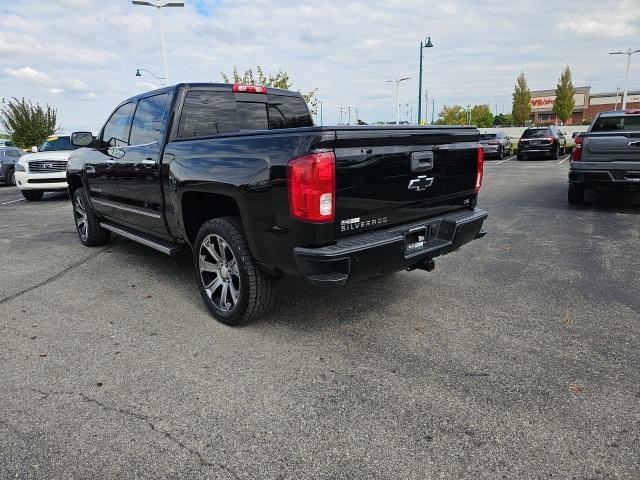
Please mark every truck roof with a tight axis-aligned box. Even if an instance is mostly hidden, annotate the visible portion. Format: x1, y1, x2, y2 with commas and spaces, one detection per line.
124, 82, 301, 105
597, 110, 640, 117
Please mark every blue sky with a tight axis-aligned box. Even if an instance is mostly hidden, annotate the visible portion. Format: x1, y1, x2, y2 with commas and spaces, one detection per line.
0, 0, 638, 131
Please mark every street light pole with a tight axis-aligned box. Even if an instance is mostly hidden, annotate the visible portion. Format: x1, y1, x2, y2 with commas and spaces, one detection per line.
386, 77, 410, 125
417, 36, 433, 125
610, 48, 640, 110
132, 0, 185, 85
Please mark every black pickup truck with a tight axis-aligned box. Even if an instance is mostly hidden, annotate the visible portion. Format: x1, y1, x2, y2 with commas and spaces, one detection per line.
67, 83, 487, 324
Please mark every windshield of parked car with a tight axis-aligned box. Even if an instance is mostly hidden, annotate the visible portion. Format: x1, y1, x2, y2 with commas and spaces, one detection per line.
591, 115, 640, 132
480, 134, 497, 140
522, 128, 551, 138
38, 136, 79, 152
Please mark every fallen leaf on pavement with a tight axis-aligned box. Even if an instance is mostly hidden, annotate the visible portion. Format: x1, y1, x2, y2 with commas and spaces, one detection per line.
569, 383, 584, 395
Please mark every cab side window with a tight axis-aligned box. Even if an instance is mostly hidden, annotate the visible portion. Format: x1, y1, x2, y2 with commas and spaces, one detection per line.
130, 93, 170, 146
102, 102, 135, 147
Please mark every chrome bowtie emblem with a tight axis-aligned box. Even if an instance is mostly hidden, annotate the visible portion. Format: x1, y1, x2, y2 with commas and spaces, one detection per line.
408, 175, 434, 192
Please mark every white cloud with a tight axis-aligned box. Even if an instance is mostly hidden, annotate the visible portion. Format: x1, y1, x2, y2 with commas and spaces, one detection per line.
0, 0, 638, 131
4, 66, 50, 83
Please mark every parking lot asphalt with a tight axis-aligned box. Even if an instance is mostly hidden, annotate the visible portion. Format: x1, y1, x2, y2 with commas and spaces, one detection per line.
1, 158, 639, 479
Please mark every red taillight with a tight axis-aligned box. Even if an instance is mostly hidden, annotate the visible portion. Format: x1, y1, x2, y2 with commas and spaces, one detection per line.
232, 84, 267, 94
288, 151, 336, 223
488, 140, 499, 145
474, 146, 484, 193
572, 135, 583, 161
625, 109, 640, 114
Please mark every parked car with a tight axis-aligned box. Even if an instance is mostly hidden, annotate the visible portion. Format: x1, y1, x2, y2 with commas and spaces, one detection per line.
568, 109, 640, 204
0, 146, 23, 186
517, 126, 567, 160
480, 131, 512, 159
0, 140, 13, 147
66, 83, 488, 325
14, 134, 81, 201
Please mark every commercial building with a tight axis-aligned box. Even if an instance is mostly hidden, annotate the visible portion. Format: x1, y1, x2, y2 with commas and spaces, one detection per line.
529, 86, 640, 125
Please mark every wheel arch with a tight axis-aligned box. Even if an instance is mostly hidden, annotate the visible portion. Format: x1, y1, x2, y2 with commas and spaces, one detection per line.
180, 190, 244, 245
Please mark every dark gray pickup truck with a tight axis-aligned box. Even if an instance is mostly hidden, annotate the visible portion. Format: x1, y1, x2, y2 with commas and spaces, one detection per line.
569, 110, 640, 204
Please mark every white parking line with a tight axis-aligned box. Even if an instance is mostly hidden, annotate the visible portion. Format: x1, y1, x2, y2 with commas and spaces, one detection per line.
557, 155, 570, 165
497, 155, 516, 164
0, 198, 25, 205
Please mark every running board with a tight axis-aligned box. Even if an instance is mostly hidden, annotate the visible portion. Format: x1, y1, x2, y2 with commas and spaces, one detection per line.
100, 222, 182, 256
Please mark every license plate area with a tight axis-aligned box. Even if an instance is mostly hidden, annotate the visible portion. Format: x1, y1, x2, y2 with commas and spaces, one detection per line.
624, 171, 640, 181
405, 221, 440, 255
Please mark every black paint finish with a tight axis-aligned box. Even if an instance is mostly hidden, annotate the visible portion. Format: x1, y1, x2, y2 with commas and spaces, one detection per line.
68, 83, 485, 280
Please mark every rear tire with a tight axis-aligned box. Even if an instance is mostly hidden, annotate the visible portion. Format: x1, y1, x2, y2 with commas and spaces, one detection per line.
22, 190, 43, 201
498, 146, 504, 159
72, 189, 111, 246
568, 184, 585, 205
551, 146, 559, 160
517, 154, 524, 161
195, 217, 275, 325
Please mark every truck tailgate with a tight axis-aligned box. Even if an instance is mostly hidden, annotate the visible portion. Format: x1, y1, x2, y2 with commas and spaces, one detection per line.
584, 132, 640, 162
332, 126, 480, 237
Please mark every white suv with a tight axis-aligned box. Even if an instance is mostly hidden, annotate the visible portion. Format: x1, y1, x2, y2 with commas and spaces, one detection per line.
14, 135, 81, 201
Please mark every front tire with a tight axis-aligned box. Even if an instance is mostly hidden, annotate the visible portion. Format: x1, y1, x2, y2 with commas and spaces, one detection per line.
195, 217, 274, 325
5, 168, 15, 186
22, 190, 43, 201
568, 184, 585, 205
72, 189, 111, 246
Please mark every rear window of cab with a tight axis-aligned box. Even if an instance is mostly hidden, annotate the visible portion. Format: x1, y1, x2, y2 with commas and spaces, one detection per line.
177, 91, 313, 139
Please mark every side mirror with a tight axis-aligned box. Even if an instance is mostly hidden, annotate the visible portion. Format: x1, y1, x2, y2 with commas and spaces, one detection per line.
71, 131, 94, 147
31, 146, 38, 153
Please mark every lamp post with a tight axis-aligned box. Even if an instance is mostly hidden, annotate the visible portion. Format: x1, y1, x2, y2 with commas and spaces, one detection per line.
610, 48, 640, 110
135, 68, 166, 82
132, 0, 184, 84
417, 36, 433, 125
386, 77, 410, 125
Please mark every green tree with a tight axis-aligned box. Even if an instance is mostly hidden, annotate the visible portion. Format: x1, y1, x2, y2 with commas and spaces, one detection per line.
493, 113, 515, 127
470, 104, 494, 128
436, 104, 493, 126
0, 97, 59, 148
435, 105, 467, 125
512, 72, 531, 126
221, 66, 318, 115
553, 66, 575, 125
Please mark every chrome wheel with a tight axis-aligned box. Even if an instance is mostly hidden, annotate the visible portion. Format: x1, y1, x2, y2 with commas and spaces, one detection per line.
199, 234, 241, 312
74, 195, 88, 241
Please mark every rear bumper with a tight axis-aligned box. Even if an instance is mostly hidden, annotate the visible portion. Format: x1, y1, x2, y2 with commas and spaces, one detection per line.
294, 208, 488, 286
518, 146, 555, 157
569, 163, 640, 188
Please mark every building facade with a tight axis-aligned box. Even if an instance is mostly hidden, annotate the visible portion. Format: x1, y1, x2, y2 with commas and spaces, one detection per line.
529, 86, 640, 125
